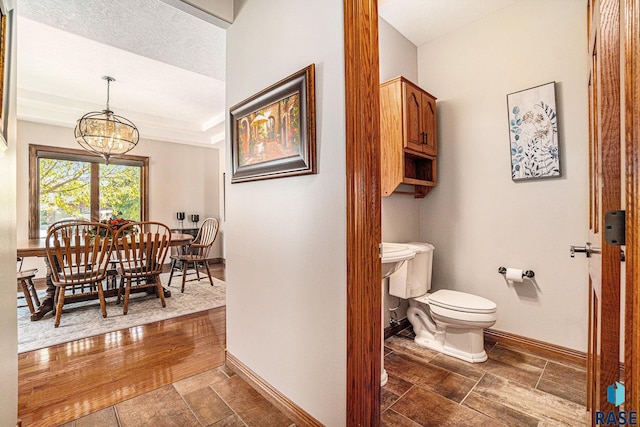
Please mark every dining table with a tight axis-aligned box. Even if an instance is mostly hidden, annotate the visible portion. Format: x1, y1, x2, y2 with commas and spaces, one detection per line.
17, 232, 194, 321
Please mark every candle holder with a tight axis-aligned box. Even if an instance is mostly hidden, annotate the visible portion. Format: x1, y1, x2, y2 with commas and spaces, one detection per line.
176, 212, 185, 229
190, 214, 200, 229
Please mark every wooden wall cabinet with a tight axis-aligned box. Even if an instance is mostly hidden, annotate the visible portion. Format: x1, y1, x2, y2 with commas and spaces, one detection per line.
380, 76, 437, 198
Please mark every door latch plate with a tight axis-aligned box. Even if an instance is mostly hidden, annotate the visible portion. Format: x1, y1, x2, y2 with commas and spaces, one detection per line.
604, 210, 625, 246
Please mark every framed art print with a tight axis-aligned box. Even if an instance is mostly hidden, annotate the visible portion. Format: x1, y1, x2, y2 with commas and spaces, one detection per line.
230, 64, 316, 183
507, 81, 560, 181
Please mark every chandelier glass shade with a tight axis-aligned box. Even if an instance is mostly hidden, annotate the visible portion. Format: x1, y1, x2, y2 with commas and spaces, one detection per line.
75, 76, 139, 163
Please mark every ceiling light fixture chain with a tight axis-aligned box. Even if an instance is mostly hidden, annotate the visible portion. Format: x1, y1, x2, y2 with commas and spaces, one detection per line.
74, 75, 140, 164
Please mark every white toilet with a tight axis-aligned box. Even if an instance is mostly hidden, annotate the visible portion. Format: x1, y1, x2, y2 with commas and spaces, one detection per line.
388, 242, 497, 363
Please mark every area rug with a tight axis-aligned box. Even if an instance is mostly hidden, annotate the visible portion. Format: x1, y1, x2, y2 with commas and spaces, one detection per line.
18, 274, 226, 353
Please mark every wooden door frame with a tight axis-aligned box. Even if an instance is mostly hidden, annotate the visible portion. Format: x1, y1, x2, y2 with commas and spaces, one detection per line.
344, 0, 382, 425
625, 0, 640, 412
588, 0, 622, 416
343, 0, 640, 422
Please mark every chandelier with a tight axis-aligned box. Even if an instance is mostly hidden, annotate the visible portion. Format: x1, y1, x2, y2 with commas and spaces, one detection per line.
74, 76, 139, 163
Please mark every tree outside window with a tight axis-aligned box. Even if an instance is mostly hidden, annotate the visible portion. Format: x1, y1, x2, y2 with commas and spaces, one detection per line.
29, 145, 148, 238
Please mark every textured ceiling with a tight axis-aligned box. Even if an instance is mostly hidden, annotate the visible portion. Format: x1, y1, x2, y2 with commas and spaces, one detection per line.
17, 0, 227, 147
379, 0, 523, 47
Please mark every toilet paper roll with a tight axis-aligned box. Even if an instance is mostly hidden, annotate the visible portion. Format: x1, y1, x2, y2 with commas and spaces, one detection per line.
505, 268, 525, 284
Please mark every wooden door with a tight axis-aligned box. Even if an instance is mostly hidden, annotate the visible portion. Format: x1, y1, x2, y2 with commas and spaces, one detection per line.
404, 83, 425, 153
586, 0, 621, 419
624, 0, 640, 412
421, 92, 437, 156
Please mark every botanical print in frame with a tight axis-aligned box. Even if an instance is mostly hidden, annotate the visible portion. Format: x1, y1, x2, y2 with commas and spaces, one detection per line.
507, 81, 560, 180
230, 64, 316, 183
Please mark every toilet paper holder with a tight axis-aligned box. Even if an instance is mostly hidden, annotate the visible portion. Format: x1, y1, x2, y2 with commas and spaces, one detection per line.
498, 266, 535, 278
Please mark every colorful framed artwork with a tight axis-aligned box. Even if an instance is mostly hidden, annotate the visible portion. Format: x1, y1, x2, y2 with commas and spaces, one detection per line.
507, 81, 560, 181
230, 64, 316, 183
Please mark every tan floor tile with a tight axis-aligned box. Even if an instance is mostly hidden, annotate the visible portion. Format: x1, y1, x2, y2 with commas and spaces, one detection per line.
173, 368, 229, 395
429, 353, 485, 381
462, 391, 541, 427
220, 364, 237, 378
496, 343, 587, 371
381, 409, 422, 426
390, 386, 508, 426
210, 414, 248, 426
383, 374, 413, 397
381, 375, 413, 412
482, 345, 546, 387
183, 386, 235, 425
211, 375, 294, 427
64, 407, 119, 427
481, 359, 543, 388
473, 373, 587, 427
116, 384, 200, 427
489, 345, 548, 369
385, 352, 476, 403
536, 361, 587, 406
384, 335, 439, 363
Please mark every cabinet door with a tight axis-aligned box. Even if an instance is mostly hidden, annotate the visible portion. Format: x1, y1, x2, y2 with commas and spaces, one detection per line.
421, 93, 437, 156
404, 84, 424, 153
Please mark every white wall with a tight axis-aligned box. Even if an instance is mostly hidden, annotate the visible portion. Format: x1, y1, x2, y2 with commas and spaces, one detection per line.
0, 125, 17, 425
378, 18, 420, 327
16, 120, 223, 274
379, 17, 421, 243
417, 0, 589, 351
0, 3, 19, 423
225, 0, 346, 424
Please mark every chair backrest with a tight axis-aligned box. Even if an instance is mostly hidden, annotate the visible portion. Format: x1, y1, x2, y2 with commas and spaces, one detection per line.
46, 221, 114, 285
47, 218, 85, 232
192, 218, 219, 250
115, 222, 172, 278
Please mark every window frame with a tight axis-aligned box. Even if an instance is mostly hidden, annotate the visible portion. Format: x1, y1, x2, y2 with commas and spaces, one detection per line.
29, 144, 149, 239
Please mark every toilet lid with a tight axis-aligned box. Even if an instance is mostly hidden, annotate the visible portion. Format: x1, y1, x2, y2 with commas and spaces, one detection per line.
427, 290, 497, 314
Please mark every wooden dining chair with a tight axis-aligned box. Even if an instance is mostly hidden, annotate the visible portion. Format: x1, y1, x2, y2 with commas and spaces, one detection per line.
17, 257, 39, 315
114, 222, 171, 315
168, 217, 219, 293
45, 221, 114, 327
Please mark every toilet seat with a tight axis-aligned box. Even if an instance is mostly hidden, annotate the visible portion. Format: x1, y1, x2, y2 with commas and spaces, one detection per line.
427, 289, 496, 314
413, 289, 496, 319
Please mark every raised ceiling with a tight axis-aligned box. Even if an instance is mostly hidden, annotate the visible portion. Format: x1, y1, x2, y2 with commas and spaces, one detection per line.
17, 0, 227, 147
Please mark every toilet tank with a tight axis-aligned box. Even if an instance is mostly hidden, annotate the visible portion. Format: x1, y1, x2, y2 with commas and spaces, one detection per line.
389, 242, 435, 299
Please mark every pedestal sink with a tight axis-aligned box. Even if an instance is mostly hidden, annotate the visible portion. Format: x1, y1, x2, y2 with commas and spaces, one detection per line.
381, 243, 416, 279
380, 243, 415, 386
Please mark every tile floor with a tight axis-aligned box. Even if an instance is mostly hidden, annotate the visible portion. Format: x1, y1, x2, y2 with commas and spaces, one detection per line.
381, 330, 588, 426
60, 364, 296, 427
59, 329, 588, 426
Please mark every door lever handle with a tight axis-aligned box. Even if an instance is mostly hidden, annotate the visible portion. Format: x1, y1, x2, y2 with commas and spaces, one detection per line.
570, 242, 601, 258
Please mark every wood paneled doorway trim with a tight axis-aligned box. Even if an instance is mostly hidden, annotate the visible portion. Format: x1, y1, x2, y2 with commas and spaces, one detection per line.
344, 0, 382, 425
587, 0, 622, 418
625, 0, 640, 412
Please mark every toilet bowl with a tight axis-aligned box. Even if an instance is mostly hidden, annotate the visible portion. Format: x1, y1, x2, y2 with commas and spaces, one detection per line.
388, 243, 497, 363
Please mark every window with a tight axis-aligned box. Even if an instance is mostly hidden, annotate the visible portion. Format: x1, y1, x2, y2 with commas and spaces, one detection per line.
29, 144, 149, 238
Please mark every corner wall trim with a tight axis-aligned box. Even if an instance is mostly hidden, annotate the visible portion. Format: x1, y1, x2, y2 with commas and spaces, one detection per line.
225, 352, 323, 427
484, 329, 587, 367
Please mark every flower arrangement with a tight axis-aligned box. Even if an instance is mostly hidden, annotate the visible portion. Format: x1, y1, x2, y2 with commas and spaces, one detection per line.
104, 217, 133, 230
92, 217, 137, 237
